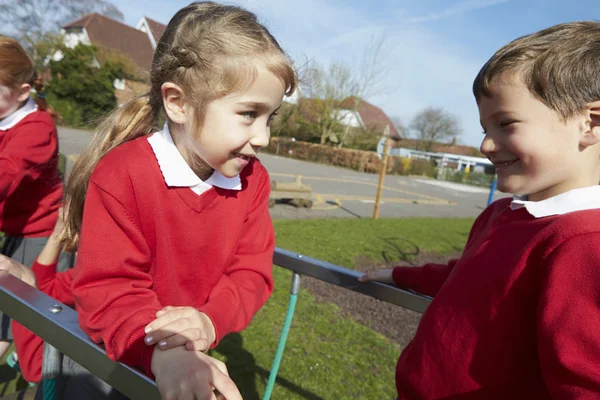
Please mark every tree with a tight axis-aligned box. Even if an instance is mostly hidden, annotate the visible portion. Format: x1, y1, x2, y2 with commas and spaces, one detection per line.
0, 0, 123, 66
28, 33, 64, 73
298, 62, 358, 144
296, 34, 394, 147
46, 44, 124, 126
390, 116, 407, 139
410, 107, 461, 152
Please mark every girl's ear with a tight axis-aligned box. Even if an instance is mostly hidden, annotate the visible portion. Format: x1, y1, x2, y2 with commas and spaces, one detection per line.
17, 83, 31, 102
161, 82, 188, 124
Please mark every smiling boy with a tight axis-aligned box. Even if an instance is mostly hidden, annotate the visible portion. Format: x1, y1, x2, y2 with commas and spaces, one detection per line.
361, 21, 600, 399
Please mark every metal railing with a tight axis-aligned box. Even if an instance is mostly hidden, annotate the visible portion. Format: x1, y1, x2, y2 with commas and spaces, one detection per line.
0, 247, 432, 399
0, 273, 161, 399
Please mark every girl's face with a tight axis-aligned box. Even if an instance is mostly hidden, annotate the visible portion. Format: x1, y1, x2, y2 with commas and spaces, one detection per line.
189, 62, 286, 178
0, 83, 30, 120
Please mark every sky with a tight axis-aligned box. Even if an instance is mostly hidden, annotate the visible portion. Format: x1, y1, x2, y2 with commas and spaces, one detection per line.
116, 0, 598, 148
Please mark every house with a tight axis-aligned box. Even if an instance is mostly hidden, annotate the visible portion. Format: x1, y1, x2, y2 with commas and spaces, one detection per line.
397, 138, 484, 157
291, 96, 401, 140
60, 13, 168, 104
136, 17, 167, 51
338, 97, 401, 139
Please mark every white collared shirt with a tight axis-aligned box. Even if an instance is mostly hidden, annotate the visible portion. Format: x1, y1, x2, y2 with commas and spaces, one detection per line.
147, 123, 241, 195
510, 186, 600, 218
0, 98, 38, 131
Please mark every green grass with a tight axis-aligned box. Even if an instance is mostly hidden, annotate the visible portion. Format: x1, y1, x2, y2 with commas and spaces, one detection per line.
273, 218, 474, 268
209, 217, 474, 399
0, 345, 32, 398
0, 217, 474, 399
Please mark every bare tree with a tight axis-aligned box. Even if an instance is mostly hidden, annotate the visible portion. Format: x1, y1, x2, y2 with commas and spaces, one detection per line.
0, 0, 123, 66
297, 33, 395, 146
410, 107, 461, 152
390, 116, 407, 139
299, 61, 359, 144
337, 34, 394, 147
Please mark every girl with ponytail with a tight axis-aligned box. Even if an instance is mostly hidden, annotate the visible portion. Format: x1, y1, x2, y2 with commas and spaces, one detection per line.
50, 2, 297, 399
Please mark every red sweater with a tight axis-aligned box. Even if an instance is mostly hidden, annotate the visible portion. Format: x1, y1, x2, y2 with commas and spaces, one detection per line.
12, 260, 75, 383
0, 110, 62, 237
72, 137, 275, 378
393, 199, 600, 399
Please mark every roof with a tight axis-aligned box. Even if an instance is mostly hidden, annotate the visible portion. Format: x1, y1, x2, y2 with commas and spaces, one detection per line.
114, 79, 151, 106
295, 97, 401, 139
144, 17, 167, 44
398, 138, 483, 157
63, 13, 154, 73
339, 97, 400, 139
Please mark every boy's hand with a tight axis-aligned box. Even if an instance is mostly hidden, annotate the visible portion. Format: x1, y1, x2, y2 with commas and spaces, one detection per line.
145, 306, 216, 351
358, 269, 394, 284
0, 254, 37, 288
151, 346, 242, 400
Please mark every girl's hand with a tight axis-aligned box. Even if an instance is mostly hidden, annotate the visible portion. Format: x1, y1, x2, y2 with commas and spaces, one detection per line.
145, 306, 216, 352
50, 207, 65, 242
151, 346, 242, 400
0, 254, 37, 288
358, 269, 394, 284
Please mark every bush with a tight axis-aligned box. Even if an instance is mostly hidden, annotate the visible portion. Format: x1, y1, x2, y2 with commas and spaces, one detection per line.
46, 44, 124, 127
406, 159, 438, 177
342, 129, 380, 151
441, 169, 495, 187
46, 92, 83, 127
264, 137, 440, 177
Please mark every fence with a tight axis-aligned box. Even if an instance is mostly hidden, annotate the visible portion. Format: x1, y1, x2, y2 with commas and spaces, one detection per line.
0, 248, 432, 399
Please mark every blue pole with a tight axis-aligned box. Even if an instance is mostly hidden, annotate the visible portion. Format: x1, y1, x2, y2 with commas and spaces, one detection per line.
263, 273, 301, 400
487, 177, 497, 206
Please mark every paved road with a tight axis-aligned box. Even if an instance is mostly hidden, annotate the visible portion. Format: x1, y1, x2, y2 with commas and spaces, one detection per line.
58, 126, 508, 219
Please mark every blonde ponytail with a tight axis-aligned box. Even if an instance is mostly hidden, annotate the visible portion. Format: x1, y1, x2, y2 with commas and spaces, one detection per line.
60, 95, 157, 251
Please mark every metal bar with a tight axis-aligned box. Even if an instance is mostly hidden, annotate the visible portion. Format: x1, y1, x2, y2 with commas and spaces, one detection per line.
0, 273, 160, 400
0, 246, 432, 400
263, 273, 301, 400
273, 247, 432, 313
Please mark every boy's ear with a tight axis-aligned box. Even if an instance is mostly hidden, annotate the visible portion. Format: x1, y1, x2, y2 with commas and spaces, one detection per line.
580, 100, 600, 147
161, 82, 188, 124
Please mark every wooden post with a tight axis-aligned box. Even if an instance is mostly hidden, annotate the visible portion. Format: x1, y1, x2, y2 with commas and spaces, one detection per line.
373, 136, 390, 220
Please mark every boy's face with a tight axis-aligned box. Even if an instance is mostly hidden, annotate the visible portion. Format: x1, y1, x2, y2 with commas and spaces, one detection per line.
478, 74, 595, 201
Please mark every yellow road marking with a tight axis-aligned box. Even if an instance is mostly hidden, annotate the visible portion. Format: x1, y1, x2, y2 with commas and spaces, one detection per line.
270, 172, 445, 202
313, 193, 453, 205
311, 194, 342, 210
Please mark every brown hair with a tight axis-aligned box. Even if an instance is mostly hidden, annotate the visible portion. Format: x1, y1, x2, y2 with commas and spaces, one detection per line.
61, 1, 297, 250
473, 21, 600, 120
0, 35, 58, 118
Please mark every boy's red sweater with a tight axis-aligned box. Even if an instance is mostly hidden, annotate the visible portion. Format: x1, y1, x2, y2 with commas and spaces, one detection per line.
393, 199, 600, 399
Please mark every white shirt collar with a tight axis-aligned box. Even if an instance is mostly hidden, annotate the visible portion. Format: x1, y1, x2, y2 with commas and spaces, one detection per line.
510, 186, 600, 218
147, 123, 241, 195
0, 98, 38, 131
